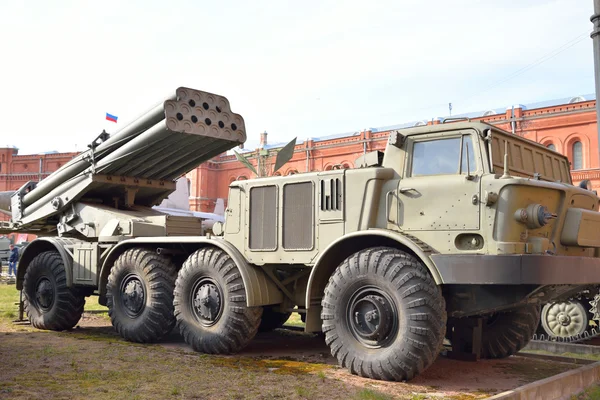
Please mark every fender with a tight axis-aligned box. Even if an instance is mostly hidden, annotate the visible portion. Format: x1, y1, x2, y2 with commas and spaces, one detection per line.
16, 237, 86, 290
305, 228, 443, 310
98, 236, 283, 307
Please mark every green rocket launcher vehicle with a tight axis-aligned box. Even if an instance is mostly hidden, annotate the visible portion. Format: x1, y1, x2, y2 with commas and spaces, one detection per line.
3, 86, 600, 382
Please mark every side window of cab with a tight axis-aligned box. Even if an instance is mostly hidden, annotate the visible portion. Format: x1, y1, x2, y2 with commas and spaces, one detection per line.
410, 135, 477, 177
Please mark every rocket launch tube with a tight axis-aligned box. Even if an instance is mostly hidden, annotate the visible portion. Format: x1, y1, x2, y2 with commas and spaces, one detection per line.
21, 92, 177, 207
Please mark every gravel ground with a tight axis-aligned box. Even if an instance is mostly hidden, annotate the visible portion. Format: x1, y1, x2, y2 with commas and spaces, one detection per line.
0, 284, 584, 399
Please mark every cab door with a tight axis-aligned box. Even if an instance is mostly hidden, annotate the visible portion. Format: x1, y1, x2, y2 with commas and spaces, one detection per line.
397, 132, 481, 231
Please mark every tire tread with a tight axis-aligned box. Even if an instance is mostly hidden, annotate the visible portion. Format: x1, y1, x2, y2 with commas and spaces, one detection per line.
321, 246, 446, 381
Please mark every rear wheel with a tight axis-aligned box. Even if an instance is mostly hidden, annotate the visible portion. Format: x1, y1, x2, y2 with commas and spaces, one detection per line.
174, 247, 263, 354
450, 305, 541, 359
321, 247, 446, 381
23, 251, 85, 331
106, 248, 177, 343
540, 300, 589, 338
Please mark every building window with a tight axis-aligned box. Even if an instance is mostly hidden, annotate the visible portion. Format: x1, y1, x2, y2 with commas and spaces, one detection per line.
572, 141, 583, 170
546, 143, 556, 151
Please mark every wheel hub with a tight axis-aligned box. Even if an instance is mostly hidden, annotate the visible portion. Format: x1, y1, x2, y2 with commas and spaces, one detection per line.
35, 278, 54, 311
347, 287, 398, 348
192, 279, 222, 326
557, 312, 571, 326
120, 274, 145, 317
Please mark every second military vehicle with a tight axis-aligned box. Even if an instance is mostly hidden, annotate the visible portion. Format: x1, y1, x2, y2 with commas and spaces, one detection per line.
3, 87, 600, 382
0, 236, 10, 264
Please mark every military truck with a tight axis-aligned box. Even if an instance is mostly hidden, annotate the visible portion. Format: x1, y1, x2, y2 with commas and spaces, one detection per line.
3, 87, 600, 382
0, 236, 10, 264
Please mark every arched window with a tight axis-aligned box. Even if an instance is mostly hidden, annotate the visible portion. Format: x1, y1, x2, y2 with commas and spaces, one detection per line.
546, 143, 556, 151
572, 141, 583, 170
238, 175, 248, 181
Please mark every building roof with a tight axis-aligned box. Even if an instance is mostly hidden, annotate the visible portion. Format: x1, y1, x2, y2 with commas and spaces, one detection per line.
229, 91, 597, 155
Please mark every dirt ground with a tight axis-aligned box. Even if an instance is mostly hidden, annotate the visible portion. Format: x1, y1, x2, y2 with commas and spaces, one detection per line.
0, 308, 583, 400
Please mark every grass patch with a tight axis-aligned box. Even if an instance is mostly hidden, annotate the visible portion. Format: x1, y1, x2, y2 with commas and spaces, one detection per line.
0, 329, 365, 400
355, 388, 394, 400
520, 349, 600, 362
572, 384, 600, 400
493, 358, 577, 383
210, 356, 331, 375
0, 284, 20, 321
284, 312, 305, 328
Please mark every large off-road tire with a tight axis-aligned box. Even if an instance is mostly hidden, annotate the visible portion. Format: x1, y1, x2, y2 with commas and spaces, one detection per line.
452, 305, 541, 359
258, 307, 292, 332
174, 247, 263, 354
106, 247, 177, 343
321, 247, 447, 381
22, 250, 85, 331
540, 300, 589, 338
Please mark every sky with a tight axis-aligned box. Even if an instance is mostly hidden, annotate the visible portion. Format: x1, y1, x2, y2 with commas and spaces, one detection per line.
0, 0, 596, 154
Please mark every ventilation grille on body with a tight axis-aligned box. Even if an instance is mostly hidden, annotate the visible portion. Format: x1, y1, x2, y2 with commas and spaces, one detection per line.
249, 185, 277, 250
283, 182, 314, 250
320, 178, 342, 211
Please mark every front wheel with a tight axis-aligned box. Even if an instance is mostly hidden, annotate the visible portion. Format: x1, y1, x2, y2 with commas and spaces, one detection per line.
23, 250, 85, 331
174, 247, 263, 354
321, 247, 447, 381
106, 247, 178, 343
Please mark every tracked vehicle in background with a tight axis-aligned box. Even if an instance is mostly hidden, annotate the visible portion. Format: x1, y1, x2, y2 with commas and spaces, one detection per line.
3, 87, 600, 382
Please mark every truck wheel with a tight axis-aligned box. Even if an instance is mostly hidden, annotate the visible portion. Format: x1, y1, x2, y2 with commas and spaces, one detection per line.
540, 300, 589, 338
174, 247, 263, 354
452, 305, 541, 359
321, 247, 446, 381
106, 248, 177, 343
258, 307, 292, 332
22, 250, 85, 331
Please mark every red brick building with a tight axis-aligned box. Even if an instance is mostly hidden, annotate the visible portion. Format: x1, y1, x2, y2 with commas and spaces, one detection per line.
2, 93, 599, 220
188, 93, 600, 212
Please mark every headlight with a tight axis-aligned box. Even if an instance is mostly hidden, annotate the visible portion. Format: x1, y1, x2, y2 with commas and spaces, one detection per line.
514, 204, 557, 229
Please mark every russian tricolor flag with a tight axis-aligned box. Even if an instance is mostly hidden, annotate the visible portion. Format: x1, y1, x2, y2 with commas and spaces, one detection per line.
106, 113, 118, 123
